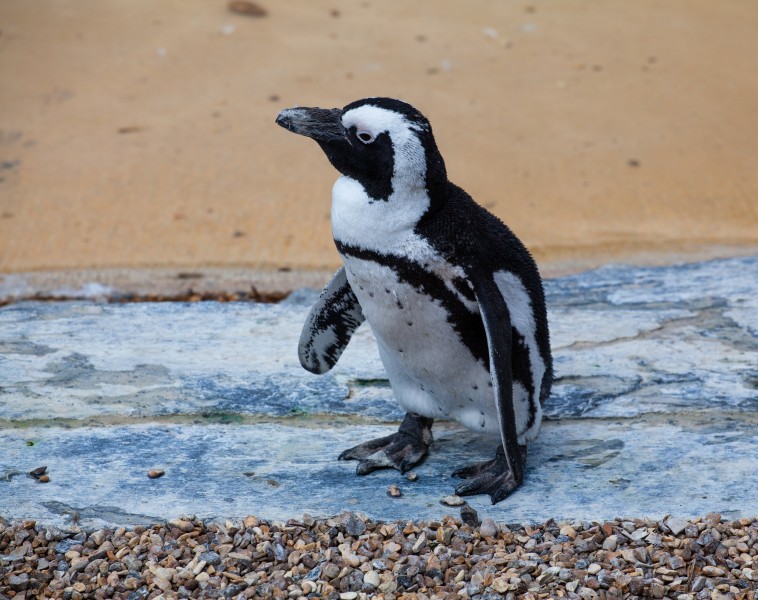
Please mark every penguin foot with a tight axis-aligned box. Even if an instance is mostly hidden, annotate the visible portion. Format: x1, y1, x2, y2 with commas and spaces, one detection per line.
339, 412, 433, 475
452, 444, 527, 504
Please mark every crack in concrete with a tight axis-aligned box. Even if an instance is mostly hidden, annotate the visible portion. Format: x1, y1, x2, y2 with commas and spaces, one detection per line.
41, 501, 160, 526
0, 340, 57, 356
2, 409, 757, 432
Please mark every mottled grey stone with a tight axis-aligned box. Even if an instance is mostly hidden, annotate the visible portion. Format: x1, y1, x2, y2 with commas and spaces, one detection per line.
1, 417, 756, 529
2, 257, 756, 425
0, 256, 756, 527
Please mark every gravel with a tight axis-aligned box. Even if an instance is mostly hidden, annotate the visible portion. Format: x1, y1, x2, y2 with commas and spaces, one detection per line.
0, 512, 755, 599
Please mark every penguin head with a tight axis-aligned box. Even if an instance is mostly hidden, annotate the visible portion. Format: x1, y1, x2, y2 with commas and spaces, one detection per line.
276, 98, 446, 201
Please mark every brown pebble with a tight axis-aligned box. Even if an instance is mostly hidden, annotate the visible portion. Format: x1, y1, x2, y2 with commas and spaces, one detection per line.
38, 475, 50, 483
117, 125, 144, 134
228, 0, 267, 17
387, 484, 401, 497
28, 466, 47, 479
148, 469, 165, 479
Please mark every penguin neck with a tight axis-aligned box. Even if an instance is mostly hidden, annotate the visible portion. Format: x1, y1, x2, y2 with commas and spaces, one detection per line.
331, 175, 433, 254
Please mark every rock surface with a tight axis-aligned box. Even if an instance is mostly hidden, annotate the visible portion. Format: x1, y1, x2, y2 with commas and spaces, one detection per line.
1, 256, 757, 528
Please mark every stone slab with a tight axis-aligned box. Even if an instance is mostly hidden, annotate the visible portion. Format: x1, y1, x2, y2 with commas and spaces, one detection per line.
1, 256, 757, 528
1, 256, 756, 423
2, 415, 756, 530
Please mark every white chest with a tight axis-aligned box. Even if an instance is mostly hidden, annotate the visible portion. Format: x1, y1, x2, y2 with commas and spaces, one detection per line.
331, 176, 433, 258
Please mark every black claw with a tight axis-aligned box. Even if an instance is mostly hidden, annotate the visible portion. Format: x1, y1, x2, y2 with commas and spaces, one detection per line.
355, 461, 378, 476
339, 413, 433, 475
454, 481, 478, 497
452, 444, 527, 504
490, 487, 511, 505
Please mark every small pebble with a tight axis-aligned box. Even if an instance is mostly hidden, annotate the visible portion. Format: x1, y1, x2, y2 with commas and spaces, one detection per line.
412, 531, 427, 552
387, 484, 401, 497
363, 570, 381, 587
169, 518, 194, 533
28, 466, 47, 479
343, 513, 366, 536
440, 494, 465, 507
560, 525, 577, 539
147, 469, 165, 479
480, 517, 498, 538
200, 551, 221, 566
460, 504, 480, 526
665, 516, 689, 535
228, 0, 267, 17
405, 472, 418, 481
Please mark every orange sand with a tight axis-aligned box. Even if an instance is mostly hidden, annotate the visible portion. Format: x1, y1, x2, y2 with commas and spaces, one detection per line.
1, 0, 757, 278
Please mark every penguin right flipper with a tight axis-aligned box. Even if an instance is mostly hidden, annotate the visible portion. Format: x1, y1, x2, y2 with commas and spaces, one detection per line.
453, 269, 526, 503
298, 267, 366, 374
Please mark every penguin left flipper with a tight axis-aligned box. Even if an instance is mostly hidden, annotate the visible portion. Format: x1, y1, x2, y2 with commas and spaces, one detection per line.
453, 269, 526, 503
298, 267, 365, 374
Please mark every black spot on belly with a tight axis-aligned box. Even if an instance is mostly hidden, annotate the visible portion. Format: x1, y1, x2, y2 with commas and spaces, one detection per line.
407, 321, 413, 326
472, 384, 478, 390
396, 299, 404, 309
385, 288, 391, 294
335, 241, 489, 367
368, 291, 374, 297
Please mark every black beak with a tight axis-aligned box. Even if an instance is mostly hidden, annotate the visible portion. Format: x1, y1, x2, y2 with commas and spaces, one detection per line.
275, 107, 345, 142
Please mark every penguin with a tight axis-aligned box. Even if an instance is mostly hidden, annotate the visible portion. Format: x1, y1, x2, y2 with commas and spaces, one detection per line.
275, 98, 552, 503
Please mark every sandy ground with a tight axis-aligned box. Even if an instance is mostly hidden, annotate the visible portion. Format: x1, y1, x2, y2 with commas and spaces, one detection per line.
1, 0, 757, 281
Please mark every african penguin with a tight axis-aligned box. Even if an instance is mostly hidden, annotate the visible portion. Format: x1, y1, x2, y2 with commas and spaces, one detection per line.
276, 97, 552, 503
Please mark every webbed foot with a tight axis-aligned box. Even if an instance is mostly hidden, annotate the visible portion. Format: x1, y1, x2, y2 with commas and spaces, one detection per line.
339, 412, 433, 475
452, 444, 527, 504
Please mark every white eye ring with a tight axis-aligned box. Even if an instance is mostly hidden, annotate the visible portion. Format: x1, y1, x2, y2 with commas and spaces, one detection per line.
356, 131, 375, 144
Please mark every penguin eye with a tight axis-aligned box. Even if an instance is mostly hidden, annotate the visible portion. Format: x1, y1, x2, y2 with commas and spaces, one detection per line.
356, 131, 375, 144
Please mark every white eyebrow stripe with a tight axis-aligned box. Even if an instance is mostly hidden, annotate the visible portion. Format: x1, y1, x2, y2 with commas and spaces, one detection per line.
342, 105, 412, 140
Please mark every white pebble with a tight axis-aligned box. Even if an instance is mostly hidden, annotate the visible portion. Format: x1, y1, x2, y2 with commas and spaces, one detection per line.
440, 495, 465, 507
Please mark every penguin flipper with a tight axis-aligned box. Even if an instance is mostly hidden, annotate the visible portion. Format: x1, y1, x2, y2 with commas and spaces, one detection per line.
455, 269, 525, 502
298, 267, 365, 374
